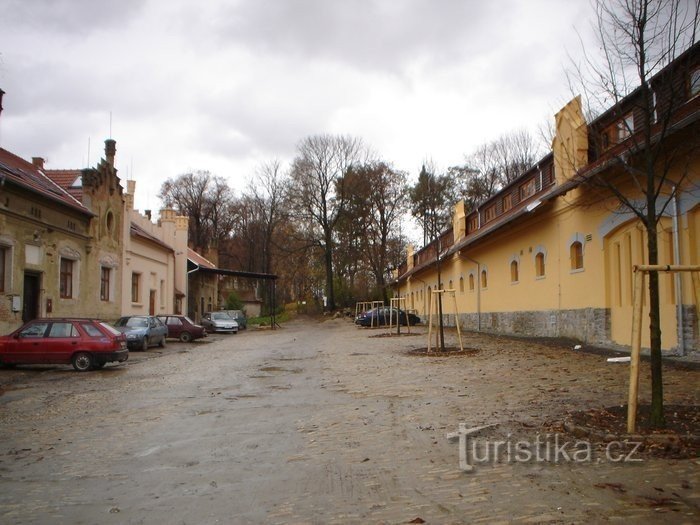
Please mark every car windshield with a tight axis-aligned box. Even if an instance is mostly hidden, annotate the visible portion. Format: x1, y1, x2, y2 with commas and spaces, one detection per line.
116, 317, 148, 328
212, 313, 232, 320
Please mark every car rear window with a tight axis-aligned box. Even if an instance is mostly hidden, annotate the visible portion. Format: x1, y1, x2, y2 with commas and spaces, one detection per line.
99, 322, 121, 336
81, 323, 104, 338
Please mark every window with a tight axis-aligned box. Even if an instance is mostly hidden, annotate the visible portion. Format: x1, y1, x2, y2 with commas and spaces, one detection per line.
60, 258, 73, 298
448, 279, 453, 290
468, 216, 478, 233
484, 205, 497, 222
0, 246, 6, 293
502, 194, 513, 212
510, 260, 519, 283
81, 323, 104, 338
690, 67, 700, 98
20, 322, 49, 337
106, 211, 114, 236
459, 276, 464, 293
468, 273, 475, 291
535, 252, 546, 278
617, 113, 634, 141
160, 279, 165, 307
520, 179, 536, 200
166, 317, 182, 327
131, 273, 140, 303
570, 241, 584, 271
48, 322, 78, 338
481, 269, 488, 288
100, 267, 111, 301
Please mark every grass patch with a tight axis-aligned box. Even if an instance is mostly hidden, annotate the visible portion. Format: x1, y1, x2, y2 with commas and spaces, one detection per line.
248, 310, 291, 327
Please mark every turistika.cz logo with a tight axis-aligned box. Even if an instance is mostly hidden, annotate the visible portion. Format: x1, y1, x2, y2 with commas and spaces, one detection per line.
447, 423, 643, 472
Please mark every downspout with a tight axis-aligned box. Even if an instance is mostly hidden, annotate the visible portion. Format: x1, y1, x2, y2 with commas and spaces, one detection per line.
671, 185, 684, 355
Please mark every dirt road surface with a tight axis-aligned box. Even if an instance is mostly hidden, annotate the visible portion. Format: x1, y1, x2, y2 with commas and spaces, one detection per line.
0, 318, 698, 524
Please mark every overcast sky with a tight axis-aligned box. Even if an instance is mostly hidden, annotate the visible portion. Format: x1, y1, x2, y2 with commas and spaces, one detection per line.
0, 0, 595, 214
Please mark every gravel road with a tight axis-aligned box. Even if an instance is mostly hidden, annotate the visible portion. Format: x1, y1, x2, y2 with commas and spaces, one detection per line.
0, 317, 698, 524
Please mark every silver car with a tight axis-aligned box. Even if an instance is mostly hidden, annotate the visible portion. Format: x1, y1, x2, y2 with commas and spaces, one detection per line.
200, 312, 239, 333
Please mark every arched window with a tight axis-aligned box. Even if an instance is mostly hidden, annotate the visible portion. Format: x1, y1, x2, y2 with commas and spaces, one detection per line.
459, 276, 464, 293
448, 279, 453, 290
510, 260, 519, 283
570, 241, 584, 270
535, 252, 545, 277
481, 269, 488, 288
468, 273, 475, 291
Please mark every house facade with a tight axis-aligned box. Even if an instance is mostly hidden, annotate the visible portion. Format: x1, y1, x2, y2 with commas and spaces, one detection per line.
0, 140, 125, 334
121, 181, 189, 317
394, 46, 700, 355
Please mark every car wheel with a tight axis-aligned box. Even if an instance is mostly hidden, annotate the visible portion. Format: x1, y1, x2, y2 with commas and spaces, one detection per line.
72, 352, 93, 372
179, 331, 192, 343
159, 336, 166, 348
141, 337, 149, 352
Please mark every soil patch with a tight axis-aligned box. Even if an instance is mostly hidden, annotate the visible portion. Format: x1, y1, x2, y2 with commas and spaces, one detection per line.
369, 332, 422, 338
563, 404, 700, 458
405, 347, 480, 357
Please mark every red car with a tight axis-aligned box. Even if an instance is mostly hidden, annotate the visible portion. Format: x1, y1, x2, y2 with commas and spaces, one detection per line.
157, 315, 207, 342
0, 318, 128, 371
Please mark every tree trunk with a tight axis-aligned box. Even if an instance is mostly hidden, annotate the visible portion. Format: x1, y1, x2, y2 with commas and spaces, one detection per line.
324, 233, 335, 312
646, 222, 665, 428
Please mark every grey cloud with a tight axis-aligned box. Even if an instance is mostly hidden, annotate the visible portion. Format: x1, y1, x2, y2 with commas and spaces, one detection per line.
206, 0, 496, 71
1, 0, 143, 35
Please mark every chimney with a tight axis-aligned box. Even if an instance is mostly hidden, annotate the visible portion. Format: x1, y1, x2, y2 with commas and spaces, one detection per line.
127, 180, 136, 195
145, 209, 152, 220
104, 139, 116, 168
32, 157, 45, 170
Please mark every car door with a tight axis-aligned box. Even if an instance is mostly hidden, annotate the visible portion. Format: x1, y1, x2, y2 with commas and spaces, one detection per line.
6, 321, 51, 363
45, 321, 81, 363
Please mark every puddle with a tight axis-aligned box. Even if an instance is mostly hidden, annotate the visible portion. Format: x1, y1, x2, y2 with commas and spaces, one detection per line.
259, 366, 302, 374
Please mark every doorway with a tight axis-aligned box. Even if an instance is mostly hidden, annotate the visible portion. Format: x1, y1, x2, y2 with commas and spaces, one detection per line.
23, 272, 41, 323
149, 290, 156, 315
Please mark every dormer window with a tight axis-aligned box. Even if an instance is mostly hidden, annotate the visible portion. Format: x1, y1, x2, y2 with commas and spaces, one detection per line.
520, 179, 536, 201
484, 204, 497, 222
617, 113, 634, 141
691, 67, 700, 98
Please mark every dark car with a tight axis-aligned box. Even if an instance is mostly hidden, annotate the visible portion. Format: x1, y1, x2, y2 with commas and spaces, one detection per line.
356, 307, 421, 327
0, 318, 128, 371
221, 310, 247, 329
158, 315, 207, 342
200, 312, 238, 333
113, 315, 168, 351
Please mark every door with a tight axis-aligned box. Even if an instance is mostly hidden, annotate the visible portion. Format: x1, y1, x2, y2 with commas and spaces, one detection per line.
149, 290, 156, 315
22, 272, 41, 323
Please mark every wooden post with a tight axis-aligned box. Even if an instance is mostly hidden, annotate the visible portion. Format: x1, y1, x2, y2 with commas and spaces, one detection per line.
627, 267, 645, 434
427, 290, 434, 353
452, 290, 464, 352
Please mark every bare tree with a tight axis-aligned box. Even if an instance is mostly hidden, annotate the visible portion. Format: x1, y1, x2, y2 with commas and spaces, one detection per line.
569, 0, 699, 427
159, 171, 236, 253
343, 161, 408, 302
287, 134, 366, 311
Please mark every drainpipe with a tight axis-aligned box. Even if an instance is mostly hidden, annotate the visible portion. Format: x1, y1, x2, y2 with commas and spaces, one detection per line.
671, 185, 684, 355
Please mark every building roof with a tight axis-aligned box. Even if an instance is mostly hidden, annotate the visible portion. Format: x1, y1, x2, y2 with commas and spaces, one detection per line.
187, 248, 216, 269
131, 222, 174, 253
44, 169, 84, 201
0, 148, 92, 216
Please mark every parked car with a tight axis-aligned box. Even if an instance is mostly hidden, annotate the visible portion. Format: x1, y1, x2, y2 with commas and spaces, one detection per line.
157, 315, 207, 342
356, 307, 421, 327
113, 315, 168, 351
0, 318, 128, 371
221, 309, 247, 329
201, 312, 239, 333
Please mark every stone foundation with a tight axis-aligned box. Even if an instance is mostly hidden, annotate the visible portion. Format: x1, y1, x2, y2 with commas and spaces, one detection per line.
679, 304, 698, 356
439, 308, 611, 346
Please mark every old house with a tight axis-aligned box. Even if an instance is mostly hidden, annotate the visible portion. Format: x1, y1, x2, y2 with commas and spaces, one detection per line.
0, 140, 125, 334
393, 45, 700, 355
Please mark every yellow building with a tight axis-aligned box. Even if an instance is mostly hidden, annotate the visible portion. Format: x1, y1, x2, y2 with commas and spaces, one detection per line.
394, 47, 700, 355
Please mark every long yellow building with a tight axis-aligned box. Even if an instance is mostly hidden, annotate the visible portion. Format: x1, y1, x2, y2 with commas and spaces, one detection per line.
394, 45, 700, 355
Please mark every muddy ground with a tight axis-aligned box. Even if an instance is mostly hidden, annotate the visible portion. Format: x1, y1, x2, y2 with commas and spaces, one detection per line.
0, 317, 698, 524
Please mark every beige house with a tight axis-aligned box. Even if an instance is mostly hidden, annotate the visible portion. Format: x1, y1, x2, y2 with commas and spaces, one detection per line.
121, 181, 189, 316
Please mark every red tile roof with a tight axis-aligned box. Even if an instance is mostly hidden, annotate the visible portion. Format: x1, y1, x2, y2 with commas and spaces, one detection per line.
44, 169, 84, 201
0, 148, 92, 216
187, 248, 216, 269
